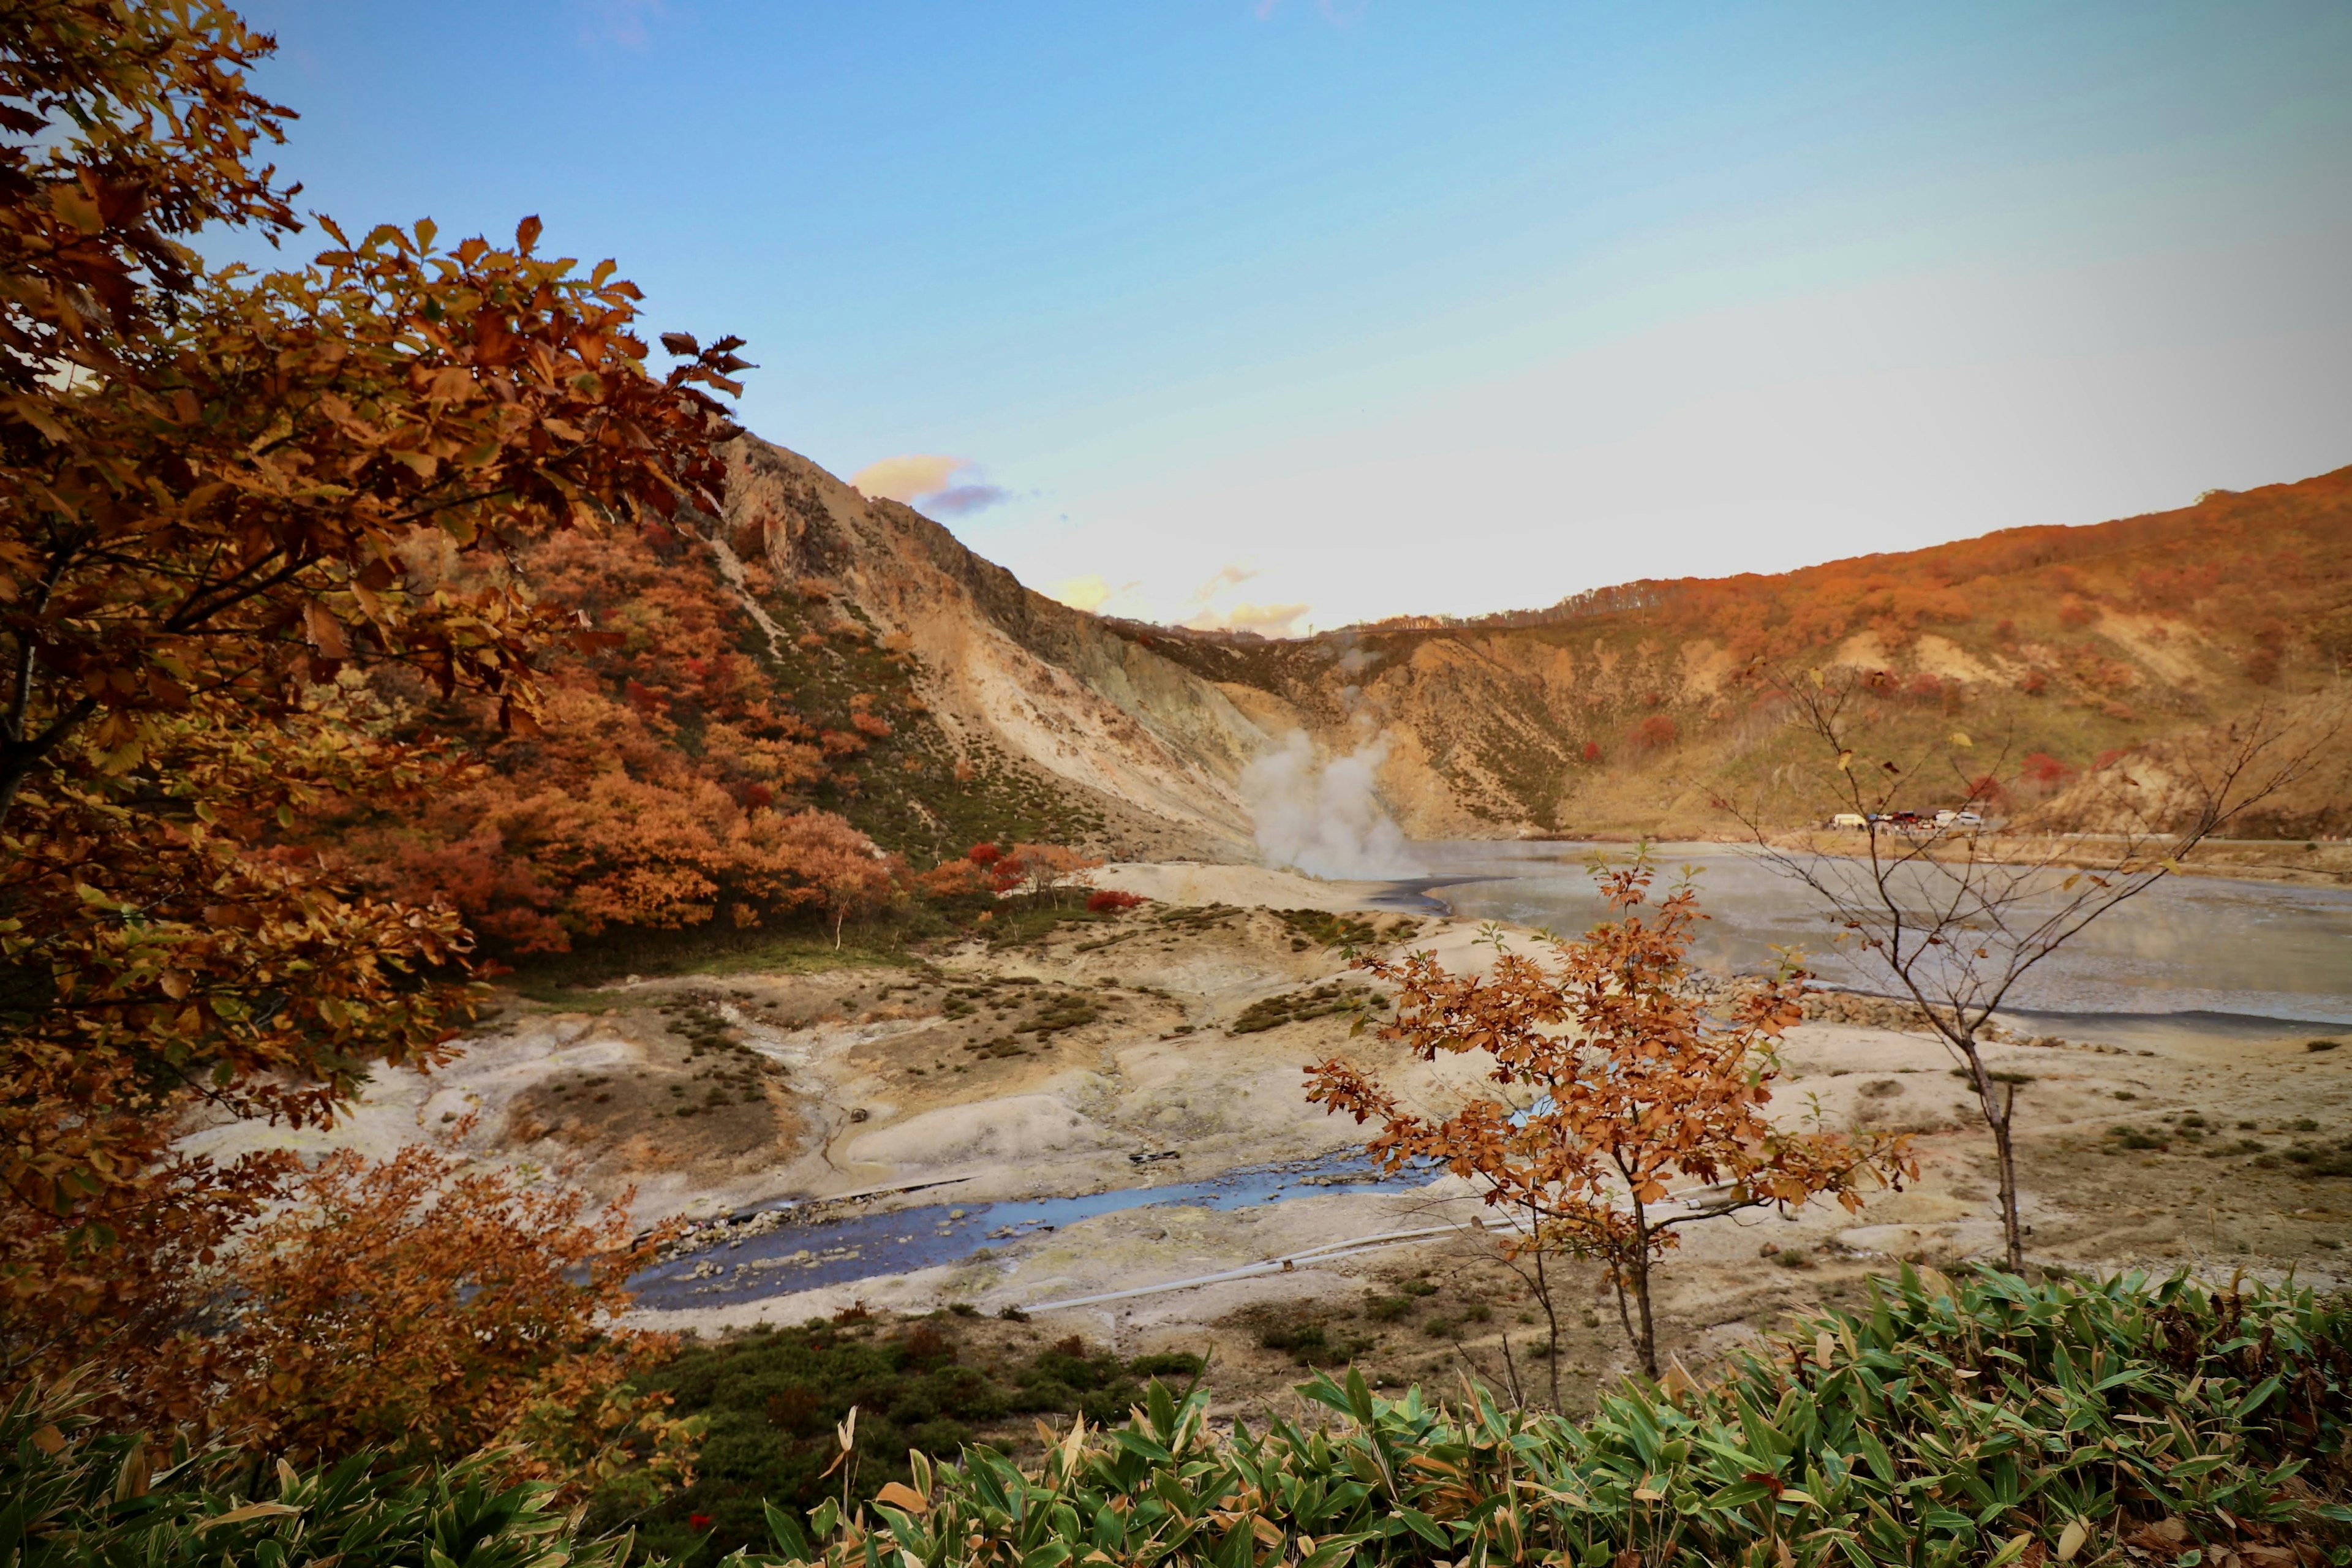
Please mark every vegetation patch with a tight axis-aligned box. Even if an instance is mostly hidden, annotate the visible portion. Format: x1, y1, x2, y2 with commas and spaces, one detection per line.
611, 1316, 1191, 1563
1231, 980, 1390, 1035
1273, 908, 1384, 950
1019, 992, 1109, 1036
20, 1272, 2352, 1568
1153, 903, 1245, 932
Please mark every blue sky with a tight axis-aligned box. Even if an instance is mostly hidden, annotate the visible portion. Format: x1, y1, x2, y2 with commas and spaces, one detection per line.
235, 2, 2352, 633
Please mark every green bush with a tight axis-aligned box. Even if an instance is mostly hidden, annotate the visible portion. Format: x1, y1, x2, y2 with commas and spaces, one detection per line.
756, 1268, 2351, 1568
609, 1317, 1177, 1564
17, 1271, 2351, 1568
0, 1382, 624, 1568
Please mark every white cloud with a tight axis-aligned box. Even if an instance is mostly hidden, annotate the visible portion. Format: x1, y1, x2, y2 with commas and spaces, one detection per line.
852, 453, 1014, 518
1188, 563, 1261, 605
1047, 575, 1114, 612
1046, 574, 1145, 616
852, 453, 968, 503
1185, 600, 1311, 638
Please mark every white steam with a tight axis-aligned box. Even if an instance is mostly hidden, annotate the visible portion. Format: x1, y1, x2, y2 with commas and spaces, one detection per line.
1242, 731, 1419, 879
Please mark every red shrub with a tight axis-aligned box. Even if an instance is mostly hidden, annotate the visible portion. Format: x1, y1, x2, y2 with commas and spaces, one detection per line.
1087, 889, 1146, 913
1630, 714, 1679, 752
2020, 752, 2075, 789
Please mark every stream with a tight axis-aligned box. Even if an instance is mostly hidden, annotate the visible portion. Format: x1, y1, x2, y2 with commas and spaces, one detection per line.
629, 1149, 1437, 1308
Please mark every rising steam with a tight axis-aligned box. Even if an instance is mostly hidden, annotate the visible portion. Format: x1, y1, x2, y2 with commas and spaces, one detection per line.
1242, 731, 1419, 879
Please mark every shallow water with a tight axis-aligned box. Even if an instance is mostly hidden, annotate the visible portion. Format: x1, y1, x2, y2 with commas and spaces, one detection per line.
629, 1150, 1433, 1308
1400, 840, 2352, 1026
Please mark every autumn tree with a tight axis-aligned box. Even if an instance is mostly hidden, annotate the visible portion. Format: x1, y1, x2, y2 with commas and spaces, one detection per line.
0, 0, 744, 1407
1725, 670, 2343, 1270
284, 516, 914, 954
1629, 714, 1679, 752
4, 1130, 688, 1501
1002, 842, 1102, 907
776, 809, 895, 948
1308, 854, 1913, 1386
216, 1142, 691, 1498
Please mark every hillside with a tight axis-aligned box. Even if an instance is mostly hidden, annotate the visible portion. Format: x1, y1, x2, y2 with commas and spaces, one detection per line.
715, 442, 2352, 853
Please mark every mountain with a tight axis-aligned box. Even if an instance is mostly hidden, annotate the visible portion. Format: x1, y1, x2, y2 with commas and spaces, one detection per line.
714, 437, 2352, 858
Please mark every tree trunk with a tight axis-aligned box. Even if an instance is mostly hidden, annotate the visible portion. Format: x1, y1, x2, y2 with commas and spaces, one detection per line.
1533, 1241, 1561, 1408
1628, 1199, 1658, 1378
1992, 1079, 2022, 1271
1964, 1044, 2025, 1271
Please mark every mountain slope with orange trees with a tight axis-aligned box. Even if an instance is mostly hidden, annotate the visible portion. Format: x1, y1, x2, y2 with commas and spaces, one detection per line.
288, 434, 1279, 954
302, 444, 2350, 956
1090, 463, 2352, 840
692, 439, 2347, 851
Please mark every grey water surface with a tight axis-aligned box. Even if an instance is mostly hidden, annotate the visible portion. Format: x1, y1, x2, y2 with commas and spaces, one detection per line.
1401, 839, 2352, 1027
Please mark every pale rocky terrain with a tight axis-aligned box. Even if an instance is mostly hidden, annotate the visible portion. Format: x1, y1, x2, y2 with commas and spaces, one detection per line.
713, 436, 2352, 859
186, 865, 2352, 1415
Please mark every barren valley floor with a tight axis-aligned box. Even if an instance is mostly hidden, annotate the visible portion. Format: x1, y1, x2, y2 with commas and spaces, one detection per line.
182, 863, 2352, 1419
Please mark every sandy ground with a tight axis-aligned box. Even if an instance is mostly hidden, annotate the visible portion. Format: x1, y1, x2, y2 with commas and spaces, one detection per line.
1089, 861, 1412, 911
186, 861, 2352, 1415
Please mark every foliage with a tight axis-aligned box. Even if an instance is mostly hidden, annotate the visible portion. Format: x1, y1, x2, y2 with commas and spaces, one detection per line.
212, 1143, 688, 1487
612, 1316, 1197, 1564
12, 1272, 2352, 1568
1231, 980, 1387, 1035
4, 1134, 687, 1497
998, 843, 1102, 905
1085, 888, 1146, 913
0, 1376, 636, 1568
1630, 714, 1679, 751
1309, 855, 1913, 1377
1273, 908, 1393, 951
298, 519, 898, 954
751, 1269, 2352, 1568
0, 0, 744, 1273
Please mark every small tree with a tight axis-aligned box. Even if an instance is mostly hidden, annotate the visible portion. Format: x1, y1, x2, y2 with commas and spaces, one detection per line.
218, 1142, 693, 1494
1307, 855, 1913, 1386
3, 1133, 689, 1497
1003, 842, 1103, 907
773, 812, 896, 948
1725, 672, 2345, 1270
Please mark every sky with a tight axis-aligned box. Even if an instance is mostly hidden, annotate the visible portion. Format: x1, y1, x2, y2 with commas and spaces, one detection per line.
232, 2, 2352, 635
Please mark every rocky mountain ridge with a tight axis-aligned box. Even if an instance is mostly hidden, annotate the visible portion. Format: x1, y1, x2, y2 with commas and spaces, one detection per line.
715, 435, 2352, 857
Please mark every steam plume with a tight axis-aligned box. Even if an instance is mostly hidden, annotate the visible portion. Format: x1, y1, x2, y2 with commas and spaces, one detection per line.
1242, 731, 1419, 878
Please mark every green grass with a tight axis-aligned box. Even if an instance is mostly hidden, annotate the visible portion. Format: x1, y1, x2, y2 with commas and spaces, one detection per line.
506, 918, 921, 1004
763, 1267, 2352, 1568
1231, 980, 1390, 1035
605, 1313, 1200, 1566
17, 1270, 2352, 1568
